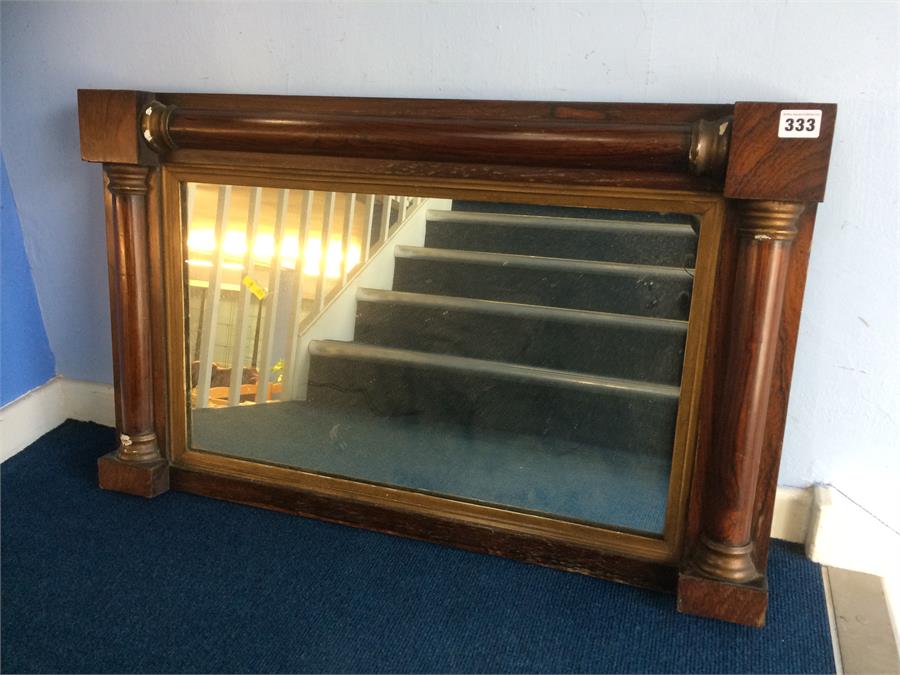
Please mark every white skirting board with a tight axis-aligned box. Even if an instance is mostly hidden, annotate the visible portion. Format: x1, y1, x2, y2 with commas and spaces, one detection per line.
807, 486, 900, 649
0, 377, 116, 461
59, 378, 116, 429
767, 483, 900, 648
0, 377, 67, 461
2, 379, 897, 625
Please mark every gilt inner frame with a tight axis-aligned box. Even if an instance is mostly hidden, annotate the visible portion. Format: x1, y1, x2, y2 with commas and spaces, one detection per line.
160, 164, 724, 566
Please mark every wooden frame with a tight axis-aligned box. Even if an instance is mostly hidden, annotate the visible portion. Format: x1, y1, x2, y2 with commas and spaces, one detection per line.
165, 167, 724, 567
78, 90, 836, 627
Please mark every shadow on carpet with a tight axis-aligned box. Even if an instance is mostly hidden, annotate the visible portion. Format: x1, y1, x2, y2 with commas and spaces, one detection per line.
1, 420, 835, 674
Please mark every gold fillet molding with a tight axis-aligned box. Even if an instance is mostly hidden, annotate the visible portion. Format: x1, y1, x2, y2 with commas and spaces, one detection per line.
141, 100, 177, 153
105, 164, 151, 195
692, 535, 758, 583
689, 116, 732, 178
736, 200, 805, 240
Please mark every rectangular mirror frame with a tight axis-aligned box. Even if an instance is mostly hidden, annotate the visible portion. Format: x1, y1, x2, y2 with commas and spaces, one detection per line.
78, 90, 836, 627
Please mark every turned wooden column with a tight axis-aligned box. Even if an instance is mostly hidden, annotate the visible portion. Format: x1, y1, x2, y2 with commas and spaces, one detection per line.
678, 199, 807, 626
105, 165, 160, 460
96, 164, 169, 497
677, 101, 836, 627
692, 200, 805, 581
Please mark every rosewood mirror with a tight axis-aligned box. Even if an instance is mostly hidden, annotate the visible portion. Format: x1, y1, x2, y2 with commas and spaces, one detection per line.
78, 91, 835, 627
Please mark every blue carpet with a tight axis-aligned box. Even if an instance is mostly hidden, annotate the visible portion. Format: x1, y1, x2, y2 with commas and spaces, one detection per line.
1, 420, 835, 674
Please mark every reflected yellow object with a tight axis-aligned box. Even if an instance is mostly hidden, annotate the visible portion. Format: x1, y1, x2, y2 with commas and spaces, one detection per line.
242, 275, 267, 301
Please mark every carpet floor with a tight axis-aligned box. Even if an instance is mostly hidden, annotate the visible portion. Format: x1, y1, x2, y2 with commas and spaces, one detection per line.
193, 401, 670, 534
1, 420, 835, 674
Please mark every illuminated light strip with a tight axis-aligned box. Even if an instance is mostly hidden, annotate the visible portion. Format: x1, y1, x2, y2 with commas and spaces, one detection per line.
188, 229, 359, 279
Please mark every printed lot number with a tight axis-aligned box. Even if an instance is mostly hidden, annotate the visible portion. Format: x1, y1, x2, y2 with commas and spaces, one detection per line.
778, 110, 822, 138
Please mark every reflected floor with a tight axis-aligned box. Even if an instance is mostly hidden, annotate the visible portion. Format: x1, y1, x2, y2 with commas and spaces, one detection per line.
192, 401, 671, 534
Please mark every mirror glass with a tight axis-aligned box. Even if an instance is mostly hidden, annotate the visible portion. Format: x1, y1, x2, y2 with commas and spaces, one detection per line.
183, 182, 699, 536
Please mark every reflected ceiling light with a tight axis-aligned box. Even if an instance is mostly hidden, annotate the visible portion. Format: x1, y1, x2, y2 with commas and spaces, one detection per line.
187, 228, 362, 279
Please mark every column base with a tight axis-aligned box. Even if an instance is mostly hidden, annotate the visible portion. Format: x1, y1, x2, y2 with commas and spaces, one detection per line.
677, 566, 769, 627
98, 451, 169, 498
692, 535, 759, 582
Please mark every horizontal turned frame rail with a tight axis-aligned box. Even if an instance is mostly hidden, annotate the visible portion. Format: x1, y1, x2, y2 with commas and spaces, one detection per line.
141, 100, 731, 176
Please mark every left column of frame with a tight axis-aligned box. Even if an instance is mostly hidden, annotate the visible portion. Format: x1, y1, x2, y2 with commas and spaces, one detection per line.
78, 90, 169, 497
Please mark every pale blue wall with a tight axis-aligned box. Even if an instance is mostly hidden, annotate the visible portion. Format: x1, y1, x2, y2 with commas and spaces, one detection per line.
0, 1, 897, 528
1, 153, 56, 405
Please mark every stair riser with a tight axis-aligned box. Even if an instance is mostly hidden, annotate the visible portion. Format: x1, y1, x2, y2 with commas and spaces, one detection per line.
393, 258, 693, 320
307, 356, 679, 455
425, 220, 697, 267
355, 301, 686, 385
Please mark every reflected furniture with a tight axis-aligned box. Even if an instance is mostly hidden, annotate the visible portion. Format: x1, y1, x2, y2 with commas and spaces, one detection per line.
77, 90, 835, 626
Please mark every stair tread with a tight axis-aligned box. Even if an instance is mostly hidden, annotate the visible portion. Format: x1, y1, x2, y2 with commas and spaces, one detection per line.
308, 340, 680, 399
427, 209, 696, 236
394, 245, 695, 278
355, 288, 687, 385
356, 287, 687, 332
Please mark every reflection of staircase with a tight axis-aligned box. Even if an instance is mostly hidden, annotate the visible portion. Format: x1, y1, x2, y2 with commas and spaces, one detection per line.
306, 203, 698, 457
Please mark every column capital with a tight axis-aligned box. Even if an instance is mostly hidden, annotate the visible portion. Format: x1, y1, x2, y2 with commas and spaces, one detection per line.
734, 200, 805, 241
105, 164, 151, 195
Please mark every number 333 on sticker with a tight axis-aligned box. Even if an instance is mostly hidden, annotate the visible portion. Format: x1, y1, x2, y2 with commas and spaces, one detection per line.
779, 110, 822, 138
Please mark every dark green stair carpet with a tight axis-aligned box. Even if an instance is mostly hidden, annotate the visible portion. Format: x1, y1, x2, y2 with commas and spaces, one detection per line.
353, 289, 688, 385
307, 205, 696, 473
